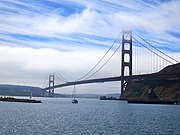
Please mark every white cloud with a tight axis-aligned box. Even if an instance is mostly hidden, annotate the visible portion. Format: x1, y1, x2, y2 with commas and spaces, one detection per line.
0, 45, 179, 94
0, 46, 105, 85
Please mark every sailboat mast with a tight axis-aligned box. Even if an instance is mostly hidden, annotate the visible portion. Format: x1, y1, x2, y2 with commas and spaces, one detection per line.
72, 85, 78, 103
73, 85, 75, 100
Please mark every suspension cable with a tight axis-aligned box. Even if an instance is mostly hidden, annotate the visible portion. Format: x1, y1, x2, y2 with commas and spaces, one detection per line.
134, 32, 179, 63
77, 32, 122, 81
85, 43, 122, 80
42, 74, 48, 88
133, 36, 174, 65
56, 73, 68, 82
56, 74, 67, 83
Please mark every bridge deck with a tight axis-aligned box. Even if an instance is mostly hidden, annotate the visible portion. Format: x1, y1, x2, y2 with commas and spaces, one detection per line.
43, 73, 180, 90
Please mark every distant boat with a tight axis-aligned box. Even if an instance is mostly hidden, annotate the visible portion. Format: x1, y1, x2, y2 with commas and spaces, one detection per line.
72, 85, 78, 103
72, 98, 78, 103
30, 91, 32, 98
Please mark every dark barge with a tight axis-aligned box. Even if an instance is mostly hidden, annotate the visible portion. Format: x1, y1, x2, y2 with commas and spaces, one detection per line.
100, 96, 119, 100
0, 96, 42, 103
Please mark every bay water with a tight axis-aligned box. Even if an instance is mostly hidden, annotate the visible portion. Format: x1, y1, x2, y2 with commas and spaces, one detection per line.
0, 98, 180, 135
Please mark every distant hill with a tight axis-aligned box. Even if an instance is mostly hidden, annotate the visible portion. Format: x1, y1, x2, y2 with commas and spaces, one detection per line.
55, 94, 100, 99
121, 63, 180, 101
75, 93, 120, 99
0, 84, 43, 97
0, 84, 118, 98
0, 84, 70, 97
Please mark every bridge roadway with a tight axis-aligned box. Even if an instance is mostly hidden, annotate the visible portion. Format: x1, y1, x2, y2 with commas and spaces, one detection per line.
43, 72, 180, 90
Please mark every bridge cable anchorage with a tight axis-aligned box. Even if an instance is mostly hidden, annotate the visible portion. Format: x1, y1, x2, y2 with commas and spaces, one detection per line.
133, 36, 175, 65
77, 32, 122, 81
85, 43, 122, 80
134, 32, 179, 63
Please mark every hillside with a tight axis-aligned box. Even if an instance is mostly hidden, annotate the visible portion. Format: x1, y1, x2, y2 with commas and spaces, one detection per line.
0, 85, 43, 97
121, 63, 180, 101
0, 84, 71, 97
0, 84, 116, 98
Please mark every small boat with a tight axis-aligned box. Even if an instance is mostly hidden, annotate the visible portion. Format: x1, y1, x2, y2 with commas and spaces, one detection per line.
30, 91, 32, 98
72, 98, 78, 103
72, 85, 78, 103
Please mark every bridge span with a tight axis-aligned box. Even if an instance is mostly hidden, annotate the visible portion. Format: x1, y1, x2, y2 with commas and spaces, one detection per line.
43, 72, 180, 90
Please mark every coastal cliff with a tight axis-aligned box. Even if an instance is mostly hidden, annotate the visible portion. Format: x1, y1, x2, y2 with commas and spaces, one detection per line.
121, 63, 180, 101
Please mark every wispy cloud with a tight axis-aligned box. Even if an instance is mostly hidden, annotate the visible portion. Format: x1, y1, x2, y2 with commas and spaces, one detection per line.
0, 0, 180, 50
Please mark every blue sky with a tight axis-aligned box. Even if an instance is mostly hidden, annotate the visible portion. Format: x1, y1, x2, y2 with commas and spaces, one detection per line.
0, 0, 180, 51
0, 0, 180, 94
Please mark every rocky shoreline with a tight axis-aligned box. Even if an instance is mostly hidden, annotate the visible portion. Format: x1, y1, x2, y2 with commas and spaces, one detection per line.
0, 96, 42, 103
127, 100, 180, 105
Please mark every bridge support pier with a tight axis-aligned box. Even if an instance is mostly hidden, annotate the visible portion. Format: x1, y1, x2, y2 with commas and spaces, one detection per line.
48, 74, 55, 97
121, 30, 132, 97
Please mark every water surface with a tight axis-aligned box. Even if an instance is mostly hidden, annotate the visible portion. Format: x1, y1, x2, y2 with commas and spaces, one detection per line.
0, 98, 180, 135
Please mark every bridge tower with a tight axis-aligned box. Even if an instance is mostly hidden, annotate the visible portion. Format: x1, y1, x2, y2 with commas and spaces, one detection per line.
48, 74, 55, 97
121, 30, 132, 95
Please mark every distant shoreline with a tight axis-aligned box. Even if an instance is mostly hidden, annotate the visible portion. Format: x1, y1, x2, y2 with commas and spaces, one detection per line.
0, 96, 42, 103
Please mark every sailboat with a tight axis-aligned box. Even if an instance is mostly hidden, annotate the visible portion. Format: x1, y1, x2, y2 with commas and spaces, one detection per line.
30, 91, 32, 98
72, 85, 78, 103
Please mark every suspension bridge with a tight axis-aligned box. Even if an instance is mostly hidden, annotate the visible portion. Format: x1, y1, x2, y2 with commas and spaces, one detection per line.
42, 30, 179, 97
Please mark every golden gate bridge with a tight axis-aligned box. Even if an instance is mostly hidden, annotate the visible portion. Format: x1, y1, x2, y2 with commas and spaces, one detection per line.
42, 30, 179, 97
